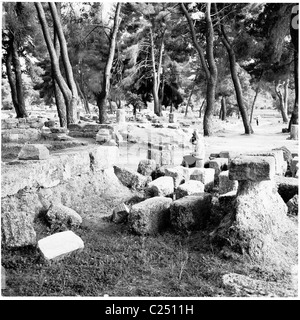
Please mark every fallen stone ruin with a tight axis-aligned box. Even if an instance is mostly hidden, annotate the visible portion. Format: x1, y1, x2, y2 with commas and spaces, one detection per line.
1, 118, 298, 268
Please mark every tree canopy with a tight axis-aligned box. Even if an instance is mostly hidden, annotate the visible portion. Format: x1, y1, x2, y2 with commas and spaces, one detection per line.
2, 2, 298, 134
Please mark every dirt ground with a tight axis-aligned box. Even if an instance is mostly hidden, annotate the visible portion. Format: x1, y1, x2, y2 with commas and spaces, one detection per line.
116, 109, 298, 170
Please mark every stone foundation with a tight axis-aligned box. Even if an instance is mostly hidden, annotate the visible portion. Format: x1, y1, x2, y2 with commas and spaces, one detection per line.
1, 146, 133, 247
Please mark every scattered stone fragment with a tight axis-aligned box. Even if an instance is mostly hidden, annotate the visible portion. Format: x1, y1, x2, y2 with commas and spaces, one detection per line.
175, 180, 205, 199
46, 203, 82, 227
170, 194, 212, 232
112, 203, 130, 223
287, 194, 298, 216
137, 159, 157, 176
129, 197, 172, 235
38, 230, 84, 262
113, 165, 150, 190
18, 144, 50, 160
146, 176, 174, 197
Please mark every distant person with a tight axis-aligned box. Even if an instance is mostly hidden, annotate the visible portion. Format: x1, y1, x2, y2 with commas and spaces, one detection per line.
256, 116, 259, 126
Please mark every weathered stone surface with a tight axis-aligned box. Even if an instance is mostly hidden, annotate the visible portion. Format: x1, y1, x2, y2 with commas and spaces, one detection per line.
2, 146, 118, 198
50, 127, 69, 134
275, 176, 298, 203
129, 197, 172, 235
170, 194, 212, 232
46, 203, 82, 227
219, 151, 230, 159
208, 158, 229, 178
137, 159, 157, 176
18, 144, 50, 160
38, 230, 84, 261
222, 272, 297, 297
146, 176, 174, 197
291, 157, 299, 178
2, 129, 41, 143
218, 191, 237, 216
96, 129, 111, 143
273, 146, 292, 169
175, 180, 205, 199
287, 194, 298, 216
219, 170, 239, 195
1, 191, 40, 247
114, 165, 150, 190
165, 166, 189, 188
189, 167, 215, 191
229, 156, 275, 181
211, 180, 296, 267
247, 150, 285, 175
112, 203, 130, 223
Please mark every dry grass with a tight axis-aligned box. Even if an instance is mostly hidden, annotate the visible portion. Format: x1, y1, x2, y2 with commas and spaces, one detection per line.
1, 217, 295, 297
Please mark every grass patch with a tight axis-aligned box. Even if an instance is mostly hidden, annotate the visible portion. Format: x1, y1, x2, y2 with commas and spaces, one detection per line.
2, 217, 291, 297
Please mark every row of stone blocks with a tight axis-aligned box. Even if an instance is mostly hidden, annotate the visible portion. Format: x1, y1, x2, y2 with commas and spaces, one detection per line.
1, 117, 45, 129
113, 152, 298, 265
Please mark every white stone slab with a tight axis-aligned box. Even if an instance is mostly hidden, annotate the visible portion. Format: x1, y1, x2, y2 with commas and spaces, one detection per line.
38, 230, 84, 261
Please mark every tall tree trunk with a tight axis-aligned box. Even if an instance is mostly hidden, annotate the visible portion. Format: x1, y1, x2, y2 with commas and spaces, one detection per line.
250, 84, 260, 123
181, 3, 217, 136
11, 37, 27, 118
275, 80, 289, 123
35, 2, 74, 126
219, 23, 253, 134
5, 46, 22, 118
220, 96, 226, 120
53, 11, 67, 128
289, 6, 298, 131
49, 2, 79, 124
199, 99, 206, 118
150, 28, 162, 116
96, 2, 121, 123
185, 77, 197, 117
203, 3, 218, 136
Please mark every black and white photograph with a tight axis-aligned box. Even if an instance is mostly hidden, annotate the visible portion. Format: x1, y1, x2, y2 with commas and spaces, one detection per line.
0, 1, 299, 301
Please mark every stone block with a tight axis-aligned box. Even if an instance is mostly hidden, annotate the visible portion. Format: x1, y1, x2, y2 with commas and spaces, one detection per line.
112, 203, 130, 223
229, 156, 275, 181
18, 144, 50, 160
129, 197, 173, 235
275, 176, 299, 203
208, 157, 229, 178
291, 157, 299, 178
1, 196, 38, 247
170, 194, 212, 232
219, 151, 230, 159
175, 180, 205, 199
247, 150, 285, 175
146, 176, 174, 197
219, 170, 239, 195
287, 194, 298, 216
89, 146, 119, 171
189, 167, 215, 191
113, 165, 150, 190
38, 230, 84, 262
137, 159, 157, 176
46, 203, 82, 227
165, 166, 189, 188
